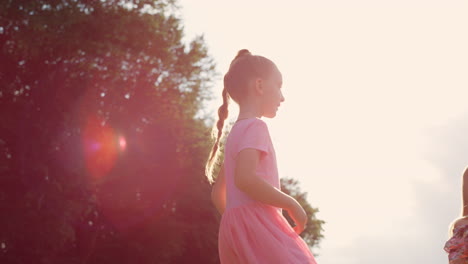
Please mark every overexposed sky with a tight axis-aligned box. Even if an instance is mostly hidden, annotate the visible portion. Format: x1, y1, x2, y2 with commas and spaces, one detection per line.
178, 1, 468, 263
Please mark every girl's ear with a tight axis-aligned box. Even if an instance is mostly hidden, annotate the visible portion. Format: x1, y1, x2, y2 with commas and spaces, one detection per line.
254, 78, 264, 95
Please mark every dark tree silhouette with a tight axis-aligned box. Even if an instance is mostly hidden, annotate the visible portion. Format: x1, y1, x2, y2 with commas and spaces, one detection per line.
281, 178, 325, 250
0, 1, 219, 263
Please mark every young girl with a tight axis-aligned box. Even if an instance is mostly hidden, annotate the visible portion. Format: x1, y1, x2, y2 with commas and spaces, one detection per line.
445, 168, 468, 264
206, 49, 317, 263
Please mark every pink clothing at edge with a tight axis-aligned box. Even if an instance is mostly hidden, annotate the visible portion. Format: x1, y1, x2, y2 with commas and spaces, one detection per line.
219, 117, 317, 264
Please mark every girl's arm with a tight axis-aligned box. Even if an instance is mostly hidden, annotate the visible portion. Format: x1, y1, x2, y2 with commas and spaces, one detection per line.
211, 163, 226, 215
462, 167, 468, 216
235, 149, 307, 234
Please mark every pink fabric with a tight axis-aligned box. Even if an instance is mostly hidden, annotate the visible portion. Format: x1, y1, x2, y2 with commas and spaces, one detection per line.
445, 223, 468, 263
219, 118, 317, 264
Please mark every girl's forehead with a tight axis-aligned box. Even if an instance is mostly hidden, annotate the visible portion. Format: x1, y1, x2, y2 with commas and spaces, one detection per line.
270, 69, 282, 82
276, 72, 283, 86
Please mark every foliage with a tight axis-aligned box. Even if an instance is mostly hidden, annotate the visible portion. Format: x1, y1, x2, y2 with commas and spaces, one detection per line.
0, 0, 218, 263
281, 178, 325, 250
0, 1, 324, 263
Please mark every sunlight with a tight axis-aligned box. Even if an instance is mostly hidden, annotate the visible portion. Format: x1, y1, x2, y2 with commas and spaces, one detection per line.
82, 116, 120, 181
119, 135, 127, 151
179, 1, 468, 263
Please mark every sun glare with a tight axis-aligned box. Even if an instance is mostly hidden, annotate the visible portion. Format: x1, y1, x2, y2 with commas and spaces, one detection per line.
119, 135, 127, 151
82, 116, 121, 181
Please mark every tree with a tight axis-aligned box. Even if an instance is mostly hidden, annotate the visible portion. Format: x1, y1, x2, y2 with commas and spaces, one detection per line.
281, 178, 325, 250
0, 1, 219, 263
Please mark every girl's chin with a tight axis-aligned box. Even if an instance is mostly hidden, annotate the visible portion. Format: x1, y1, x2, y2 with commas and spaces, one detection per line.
263, 112, 277, 118
261, 107, 279, 118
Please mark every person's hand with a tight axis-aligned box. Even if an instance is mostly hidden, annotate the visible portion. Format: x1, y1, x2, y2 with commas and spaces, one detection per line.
287, 198, 307, 235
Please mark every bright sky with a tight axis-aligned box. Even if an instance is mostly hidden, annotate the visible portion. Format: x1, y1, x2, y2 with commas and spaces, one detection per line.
178, 1, 468, 263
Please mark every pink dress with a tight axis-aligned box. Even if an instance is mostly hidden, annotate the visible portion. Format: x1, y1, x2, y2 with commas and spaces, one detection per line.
445, 223, 468, 263
219, 117, 317, 264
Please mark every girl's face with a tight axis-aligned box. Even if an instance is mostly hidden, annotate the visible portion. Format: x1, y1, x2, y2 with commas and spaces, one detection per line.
260, 70, 285, 118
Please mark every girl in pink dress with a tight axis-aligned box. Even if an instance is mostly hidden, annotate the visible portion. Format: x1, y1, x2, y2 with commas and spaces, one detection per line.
445, 216, 468, 264
206, 49, 317, 264
445, 168, 468, 264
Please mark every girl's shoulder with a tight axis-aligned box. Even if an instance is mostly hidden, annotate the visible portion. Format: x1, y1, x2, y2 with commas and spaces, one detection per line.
227, 118, 271, 149
236, 118, 269, 135
230, 117, 268, 133
453, 218, 468, 234
235, 117, 266, 125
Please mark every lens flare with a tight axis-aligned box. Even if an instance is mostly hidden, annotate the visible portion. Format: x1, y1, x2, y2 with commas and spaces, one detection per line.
82, 116, 120, 181
119, 136, 127, 151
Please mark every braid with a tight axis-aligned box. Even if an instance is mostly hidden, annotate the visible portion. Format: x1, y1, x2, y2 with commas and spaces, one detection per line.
205, 48, 275, 183
205, 86, 230, 183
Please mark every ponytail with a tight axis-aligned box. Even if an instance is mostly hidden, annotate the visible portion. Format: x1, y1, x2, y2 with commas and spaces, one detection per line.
234, 49, 251, 60
205, 86, 230, 183
205, 48, 275, 183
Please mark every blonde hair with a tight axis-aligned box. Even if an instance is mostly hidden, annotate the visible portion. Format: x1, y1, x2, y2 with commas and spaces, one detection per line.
204, 49, 279, 183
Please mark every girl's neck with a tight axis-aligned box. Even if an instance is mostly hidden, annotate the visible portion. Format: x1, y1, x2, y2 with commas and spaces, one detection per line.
237, 102, 262, 121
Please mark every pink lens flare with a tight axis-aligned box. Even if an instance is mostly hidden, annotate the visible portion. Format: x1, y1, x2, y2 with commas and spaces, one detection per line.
119, 136, 127, 151
82, 116, 119, 181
